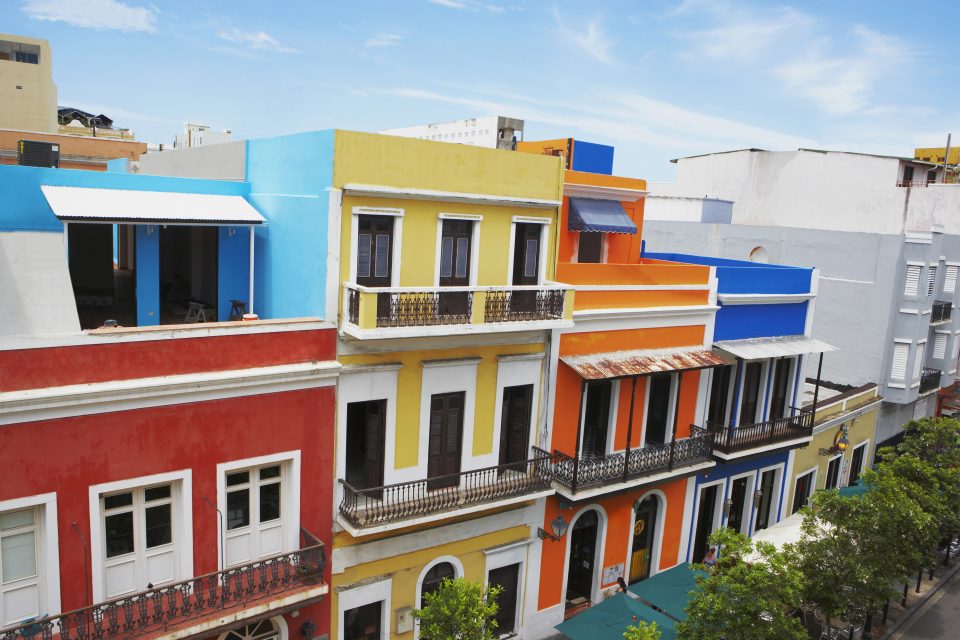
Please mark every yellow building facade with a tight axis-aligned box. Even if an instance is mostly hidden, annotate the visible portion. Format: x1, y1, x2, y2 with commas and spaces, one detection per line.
0, 33, 57, 133
915, 146, 960, 166
784, 384, 881, 514
329, 131, 573, 639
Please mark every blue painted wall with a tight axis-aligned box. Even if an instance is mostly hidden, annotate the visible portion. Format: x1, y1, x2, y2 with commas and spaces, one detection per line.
135, 225, 159, 326
218, 227, 251, 321
715, 302, 809, 341
571, 140, 615, 175
245, 130, 335, 321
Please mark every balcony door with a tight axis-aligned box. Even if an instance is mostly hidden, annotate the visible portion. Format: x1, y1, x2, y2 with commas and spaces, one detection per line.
428, 392, 465, 490
511, 223, 542, 314
738, 361, 763, 426
344, 601, 382, 640
345, 400, 386, 497
499, 384, 533, 473
566, 510, 599, 605
707, 365, 732, 426
489, 563, 521, 635
692, 484, 719, 563
580, 381, 612, 458
769, 358, 791, 421
645, 374, 672, 446
726, 476, 750, 534
438, 219, 472, 318
357, 215, 394, 321
754, 468, 778, 531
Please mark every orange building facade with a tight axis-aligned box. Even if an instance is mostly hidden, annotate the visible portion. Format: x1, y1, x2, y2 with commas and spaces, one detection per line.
529, 168, 721, 631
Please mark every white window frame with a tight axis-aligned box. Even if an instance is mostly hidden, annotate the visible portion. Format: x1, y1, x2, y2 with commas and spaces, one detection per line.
791, 466, 818, 514
733, 359, 769, 426
560, 505, 608, 605
846, 440, 870, 486
723, 471, 756, 535
507, 215, 552, 286
752, 463, 785, 533
0, 493, 60, 625
823, 453, 843, 490
434, 213, 482, 287
338, 576, 391, 640
89, 470, 193, 602
904, 262, 923, 297
349, 206, 404, 287
689, 479, 725, 562
944, 263, 959, 295
761, 356, 797, 422
890, 339, 911, 385
415, 556, 465, 640
706, 365, 736, 427
218, 615, 289, 640
216, 451, 301, 571
490, 354, 543, 469
571, 232, 609, 265
419, 358, 480, 479
640, 373, 678, 448
934, 330, 950, 360
577, 378, 620, 455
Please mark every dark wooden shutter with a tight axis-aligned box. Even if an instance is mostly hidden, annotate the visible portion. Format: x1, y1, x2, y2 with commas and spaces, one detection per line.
363, 401, 386, 493
428, 392, 464, 489
489, 564, 520, 634
499, 385, 533, 471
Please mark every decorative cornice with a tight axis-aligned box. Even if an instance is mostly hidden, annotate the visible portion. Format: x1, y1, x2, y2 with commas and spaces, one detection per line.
563, 183, 648, 202
342, 183, 561, 209
717, 292, 817, 305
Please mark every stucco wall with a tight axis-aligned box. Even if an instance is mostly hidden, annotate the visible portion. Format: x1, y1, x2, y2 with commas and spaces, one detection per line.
137, 141, 246, 180
0, 34, 57, 133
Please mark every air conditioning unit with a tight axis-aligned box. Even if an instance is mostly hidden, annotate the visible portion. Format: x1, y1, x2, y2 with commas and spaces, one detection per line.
17, 140, 60, 168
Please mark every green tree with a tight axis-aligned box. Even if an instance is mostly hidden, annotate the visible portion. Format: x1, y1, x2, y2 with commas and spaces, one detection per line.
678, 528, 806, 640
624, 620, 662, 640
412, 577, 502, 640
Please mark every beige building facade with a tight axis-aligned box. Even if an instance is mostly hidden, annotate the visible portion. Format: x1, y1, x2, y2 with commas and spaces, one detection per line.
0, 33, 57, 133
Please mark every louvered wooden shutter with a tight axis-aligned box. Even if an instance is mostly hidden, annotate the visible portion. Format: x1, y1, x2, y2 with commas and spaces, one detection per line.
928, 266, 938, 296
914, 398, 929, 420
945, 266, 959, 294
891, 343, 909, 379
913, 342, 926, 381
904, 265, 921, 296
952, 334, 960, 368
934, 333, 948, 359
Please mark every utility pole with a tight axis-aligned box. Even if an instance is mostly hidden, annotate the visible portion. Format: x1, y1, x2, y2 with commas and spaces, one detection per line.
942, 133, 952, 183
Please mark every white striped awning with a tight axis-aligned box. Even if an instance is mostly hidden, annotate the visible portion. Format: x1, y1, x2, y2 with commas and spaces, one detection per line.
40, 185, 265, 225
714, 335, 836, 360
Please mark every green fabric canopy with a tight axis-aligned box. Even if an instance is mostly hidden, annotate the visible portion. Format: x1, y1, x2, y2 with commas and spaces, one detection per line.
626, 562, 706, 622
555, 593, 677, 640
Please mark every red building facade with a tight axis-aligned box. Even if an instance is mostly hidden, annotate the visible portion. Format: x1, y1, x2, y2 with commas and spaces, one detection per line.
0, 320, 339, 640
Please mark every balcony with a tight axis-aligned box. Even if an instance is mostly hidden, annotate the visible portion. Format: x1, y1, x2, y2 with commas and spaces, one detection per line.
920, 368, 942, 395
337, 453, 553, 534
535, 428, 714, 498
342, 284, 573, 338
932, 300, 952, 325
0, 530, 325, 640
705, 409, 814, 458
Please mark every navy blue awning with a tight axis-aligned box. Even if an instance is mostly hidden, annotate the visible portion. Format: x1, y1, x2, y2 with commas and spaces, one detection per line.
568, 197, 637, 234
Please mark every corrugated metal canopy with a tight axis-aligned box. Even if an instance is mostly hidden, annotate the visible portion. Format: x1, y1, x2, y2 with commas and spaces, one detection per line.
714, 335, 836, 360
40, 185, 265, 225
567, 197, 637, 234
561, 347, 728, 380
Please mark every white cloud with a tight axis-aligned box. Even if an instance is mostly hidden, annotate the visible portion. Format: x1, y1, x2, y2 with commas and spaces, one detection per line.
216, 28, 298, 53
428, 0, 505, 13
553, 9, 614, 64
365, 34, 403, 48
23, 0, 157, 32
686, 8, 812, 61
775, 26, 910, 115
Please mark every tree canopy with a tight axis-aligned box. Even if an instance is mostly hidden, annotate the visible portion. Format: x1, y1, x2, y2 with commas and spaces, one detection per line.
412, 577, 502, 640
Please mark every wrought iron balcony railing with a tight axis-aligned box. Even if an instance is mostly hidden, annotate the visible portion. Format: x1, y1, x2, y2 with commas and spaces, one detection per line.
0, 530, 325, 640
705, 408, 814, 455
931, 300, 952, 324
338, 452, 553, 529
920, 368, 942, 395
343, 284, 571, 332
535, 427, 714, 495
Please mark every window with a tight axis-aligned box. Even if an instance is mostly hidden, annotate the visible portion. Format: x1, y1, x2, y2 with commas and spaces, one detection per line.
848, 443, 868, 486
577, 232, 604, 263
101, 483, 178, 598
420, 562, 455, 600
904, 264, 921, 296
928, 265, 938, 296
220, 618, 284, 640
738, 361, 763, 426
824, 456, 842, 490
792, 470, 815, 514
914, 397, 930, 421
344, 601, 382, 640
945, 265, 958, 294
0, 40, 40, 64
891, 342, 909, 380
913, 342, 926, 383
439, 219, 472, 285
224, 463, 287, 567
1, 508, 41, 627
645, 374, 673, 446
768, 358, 792, 421
356, 215, 394, 287
581, 381, 612, 457
934, 333, 948, 359
707, 365, 733, 426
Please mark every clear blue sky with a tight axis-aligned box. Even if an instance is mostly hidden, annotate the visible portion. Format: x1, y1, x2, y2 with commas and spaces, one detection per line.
3, 0, 958, 180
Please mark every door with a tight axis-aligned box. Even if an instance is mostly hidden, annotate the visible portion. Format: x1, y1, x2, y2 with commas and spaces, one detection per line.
0, 508, 42, 627
738, 361, 763, 426
225, 464, 285, 567
566, 511, 599, 605
754, 469, 778, 531
692, 485, 718, 563
769, 358, 791, 421
792, 472, 814, 514
707, 365, 732, 426
580, 381, 611, 458
438, 219, 472, 318
499, 385, 533, 473
345, 400, 386, 497
357, 215, 394, 321
511, 223, 542, 314
825, 456, 842, 490
489, 563, 521, 635
344, 601, 382, 640
645, 374, 672, 445
428, 392, 465, 490
629, 496, 658, 584
848, 445, 866, 486
726, 477, 749, 534
577, 232, 603, 263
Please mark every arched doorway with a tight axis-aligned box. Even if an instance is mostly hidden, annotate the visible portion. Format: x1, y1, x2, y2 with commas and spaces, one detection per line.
220, 616, 286, 640
421, 561, 455, 600
629, 495, 659, 584
565, 510, 600, 607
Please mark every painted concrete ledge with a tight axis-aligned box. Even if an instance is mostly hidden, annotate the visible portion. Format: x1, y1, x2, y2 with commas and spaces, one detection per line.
883, 561, 960, 640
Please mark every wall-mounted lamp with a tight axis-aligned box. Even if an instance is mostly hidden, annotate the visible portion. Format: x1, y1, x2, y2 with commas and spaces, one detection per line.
819, 425, 850, 456
538, 514, 570, 542
752, 488, 764, 508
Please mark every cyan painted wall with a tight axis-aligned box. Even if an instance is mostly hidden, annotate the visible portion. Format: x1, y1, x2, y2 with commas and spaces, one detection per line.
218, 227, 251, 321
245, 130, 335, 320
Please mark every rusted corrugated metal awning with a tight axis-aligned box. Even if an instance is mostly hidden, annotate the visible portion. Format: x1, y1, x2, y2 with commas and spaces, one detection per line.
714, 335, 836, 360
561, 347, 729, 380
